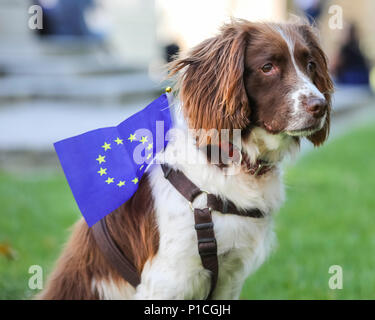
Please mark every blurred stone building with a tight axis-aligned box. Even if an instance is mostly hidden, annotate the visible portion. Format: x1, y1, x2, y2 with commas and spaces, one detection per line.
0, 0, 373, 167
0, 0, 374, 74
0, 0, 288, 72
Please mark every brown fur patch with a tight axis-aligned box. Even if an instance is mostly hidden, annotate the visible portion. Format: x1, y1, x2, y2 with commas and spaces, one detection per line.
168, 20, 252, 145
38, 174, 158, 300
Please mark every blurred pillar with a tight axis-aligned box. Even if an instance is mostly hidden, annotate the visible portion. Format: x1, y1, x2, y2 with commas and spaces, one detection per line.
99, 0, 158, 69
0, 0, 42, 63
156, 0, 287, 50
0, 0, 32, 41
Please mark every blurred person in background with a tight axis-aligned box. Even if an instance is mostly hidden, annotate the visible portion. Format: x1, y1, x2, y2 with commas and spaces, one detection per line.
33, 0, 97, 37
294, 0, 323, 23
332, 23, 370, 86
164, 43, 180, 63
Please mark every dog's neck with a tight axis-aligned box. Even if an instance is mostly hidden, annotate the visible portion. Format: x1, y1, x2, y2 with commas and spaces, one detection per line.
158, 122, 299, 211
241, 127, 299, 167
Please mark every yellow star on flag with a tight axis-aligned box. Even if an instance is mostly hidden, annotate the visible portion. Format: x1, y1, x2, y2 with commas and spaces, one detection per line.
102, 142, 111, 151
140, 136, 148, 144
147, 153, 152, 160
114, 137, 123, 145
147, 143, 153, 151
97, 167, 107, 176
117, 180, 125, 187
132, 177, 139, 184
96, 155, 106, 164
128, 133, 136, 142
105, 177, 114, 184
140, 165, 144, 170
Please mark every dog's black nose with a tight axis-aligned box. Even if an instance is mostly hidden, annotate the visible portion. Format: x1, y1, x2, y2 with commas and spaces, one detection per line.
305, 97, 327, 118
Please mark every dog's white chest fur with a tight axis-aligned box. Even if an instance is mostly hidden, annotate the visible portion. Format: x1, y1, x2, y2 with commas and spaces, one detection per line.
130, 127, 295, 299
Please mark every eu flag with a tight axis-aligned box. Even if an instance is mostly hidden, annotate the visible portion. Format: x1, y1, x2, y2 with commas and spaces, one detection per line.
54, 94, 172, 227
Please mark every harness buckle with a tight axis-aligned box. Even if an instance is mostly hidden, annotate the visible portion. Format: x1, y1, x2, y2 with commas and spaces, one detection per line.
163, 166, 173, 179
194, 222, 213, 230
198, 238, 217, 256
188, 190, 210, 212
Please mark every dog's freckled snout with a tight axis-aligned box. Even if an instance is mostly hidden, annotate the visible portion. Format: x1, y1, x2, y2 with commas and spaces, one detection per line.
305, 97, 327, 118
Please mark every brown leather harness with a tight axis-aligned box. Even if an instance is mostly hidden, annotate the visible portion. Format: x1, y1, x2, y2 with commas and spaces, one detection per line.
92, 163, 268, 299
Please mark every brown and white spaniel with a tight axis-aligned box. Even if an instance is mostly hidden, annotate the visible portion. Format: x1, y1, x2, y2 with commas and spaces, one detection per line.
40, 19, 333, 300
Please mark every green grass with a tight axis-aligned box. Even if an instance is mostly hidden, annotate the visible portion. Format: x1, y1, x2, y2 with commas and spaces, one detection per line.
1, 124, 375, 299
241, 124, 375, 299
0, 172, 80, 299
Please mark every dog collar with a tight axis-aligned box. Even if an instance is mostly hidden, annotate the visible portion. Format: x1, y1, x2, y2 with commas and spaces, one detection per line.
205, 142, 275, 176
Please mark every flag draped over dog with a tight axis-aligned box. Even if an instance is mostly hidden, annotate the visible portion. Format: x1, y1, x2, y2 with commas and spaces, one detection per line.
54, 93, 172, 227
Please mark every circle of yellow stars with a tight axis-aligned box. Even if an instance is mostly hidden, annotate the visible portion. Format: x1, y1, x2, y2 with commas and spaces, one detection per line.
96, 133, 153, 188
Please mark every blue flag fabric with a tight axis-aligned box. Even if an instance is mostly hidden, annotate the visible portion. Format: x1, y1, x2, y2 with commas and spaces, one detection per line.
54, 94, 172, 227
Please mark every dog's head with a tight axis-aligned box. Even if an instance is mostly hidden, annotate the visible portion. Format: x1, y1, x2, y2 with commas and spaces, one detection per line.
169, 20, 333, 147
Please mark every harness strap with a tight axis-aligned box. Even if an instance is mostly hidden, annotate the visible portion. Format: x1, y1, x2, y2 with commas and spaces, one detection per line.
92, 218, 141, 288
161, 164, 264, 218
206, 193, 263, 217
194, 207, 218, 299
161, 165, 202, 202
161, 164, 264, 299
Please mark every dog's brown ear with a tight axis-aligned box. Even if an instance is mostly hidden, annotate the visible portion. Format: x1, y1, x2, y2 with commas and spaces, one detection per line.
169, 21, 251, 142
298, 24, 334, 146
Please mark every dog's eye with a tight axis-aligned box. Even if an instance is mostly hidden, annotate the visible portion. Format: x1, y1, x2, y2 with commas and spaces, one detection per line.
307, 61, 316, 73
261, 63, 274, 74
